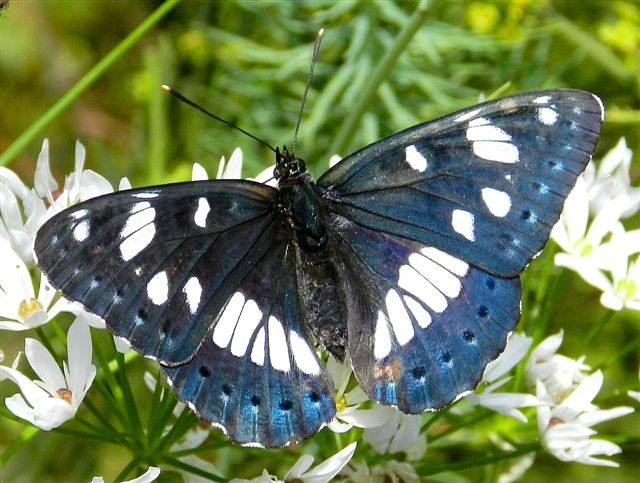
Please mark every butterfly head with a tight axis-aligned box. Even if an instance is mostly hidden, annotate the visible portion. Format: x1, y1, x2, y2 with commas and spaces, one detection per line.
274, 146, 308, 185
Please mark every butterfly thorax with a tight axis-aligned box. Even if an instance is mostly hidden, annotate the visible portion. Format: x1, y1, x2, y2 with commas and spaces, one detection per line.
275, 147, 328, 252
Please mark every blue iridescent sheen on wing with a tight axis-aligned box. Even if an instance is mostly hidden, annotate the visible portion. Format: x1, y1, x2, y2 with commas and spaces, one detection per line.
330, 214, 521, 411
34, 181, 279, 363
163, 243, 335, 447
320, 90, 603, 276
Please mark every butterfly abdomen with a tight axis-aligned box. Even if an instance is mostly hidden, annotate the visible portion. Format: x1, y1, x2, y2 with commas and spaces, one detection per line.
295, 247, 350, 361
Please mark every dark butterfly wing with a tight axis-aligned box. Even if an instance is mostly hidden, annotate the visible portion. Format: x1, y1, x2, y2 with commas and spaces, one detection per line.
329, 213, 520, 411
35, 180, 280, 363
163, 241, 335, 447
319, 89, 604, 277
35, 180, 335, 447
318, 89, 603, 410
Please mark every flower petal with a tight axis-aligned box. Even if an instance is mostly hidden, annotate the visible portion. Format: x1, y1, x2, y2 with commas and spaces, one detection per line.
25, 337, 66, 391
0, 365, 50, 408
65, 315, 96, 406
34, 139, 58, 198
301, 442, 356, 483
31, 396, 75, 430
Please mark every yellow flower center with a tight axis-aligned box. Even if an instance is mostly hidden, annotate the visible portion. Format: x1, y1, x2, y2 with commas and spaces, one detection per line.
616, 278, 637, 300
336, 394, 348, 413
18, 298, 43, 320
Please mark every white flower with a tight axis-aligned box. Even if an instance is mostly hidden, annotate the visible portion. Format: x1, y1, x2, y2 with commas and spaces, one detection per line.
590, 231, 640, 311
525, 331, 591, 400
466, 333, 539, 422
1, 139, 121, 264
0, 315, 96, 430
90, 466, 161, 483
0, 152, 48, 263
326, 355, 394, 433
552, 138, 640, 311
229, 442, 356, 483
215, 147, 244, 179
536, 371, 634, 467
42, 140, 116, 216
363, 409, 426, 459
527, 332, 634, 466
552, 177, 627, 273
0, 239, 71, 331
343, 460, 418, 483
193, 147, 275, 184
584, 138, 640, 219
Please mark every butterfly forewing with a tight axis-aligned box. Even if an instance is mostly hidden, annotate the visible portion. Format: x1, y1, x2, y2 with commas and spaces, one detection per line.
319, 89, 604, 276
35, 180, 280, 363
163, 240, 335, 447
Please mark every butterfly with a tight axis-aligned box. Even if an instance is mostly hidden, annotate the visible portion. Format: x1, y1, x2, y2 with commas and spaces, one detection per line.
34, 89, 603, 447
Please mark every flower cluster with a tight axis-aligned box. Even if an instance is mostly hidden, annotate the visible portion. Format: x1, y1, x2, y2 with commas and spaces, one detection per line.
551, 138, 640, 311
527, 331, 634, 466
1, 140, 116, 433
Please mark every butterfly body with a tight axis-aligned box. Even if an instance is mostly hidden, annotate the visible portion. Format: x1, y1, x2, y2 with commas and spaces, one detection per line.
35, 89, 604, 447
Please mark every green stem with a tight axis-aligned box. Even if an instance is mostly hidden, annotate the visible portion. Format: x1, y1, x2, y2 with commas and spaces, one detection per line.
0, 0, 183, 167
327, 0, 429, 157
418, 442, 540, 476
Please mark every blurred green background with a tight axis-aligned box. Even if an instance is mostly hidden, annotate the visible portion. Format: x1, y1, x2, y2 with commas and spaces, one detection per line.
1, 1, 638, 482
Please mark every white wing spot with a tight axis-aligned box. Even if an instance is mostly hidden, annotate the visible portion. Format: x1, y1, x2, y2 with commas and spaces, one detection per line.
147, 271, 168, 306
132, 192, 159, 199
537, 107, 558, 125
230, 299, 263, 358
374, 311, 392, 360
467, 118, 512, 141
452, 209, 476, 241
268, 316, 290, 372
408, 252, 462, 298
473, 141, 519, 164
467, 119, 519, 164
405, 145, 428, 172
251, 327, 265, 366
73, 220, 90, 241
194, 197, 210, 228
182, 276, 202, 314
70, 208, 88, 220
290, 330, 321, 375
454, 107, 481, 123
404, 295, 432, 328
481, 187, 512, 217
532, 95, 551, 104
398, 265, 448, 313
119, 202, 156, 261
385, 289, 414, 345
420, 247, 469, 276
212, 292, 245, 348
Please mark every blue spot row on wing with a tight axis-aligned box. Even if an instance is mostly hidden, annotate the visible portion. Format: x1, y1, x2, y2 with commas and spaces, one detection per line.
370, 269, 521, 412
163, 332, 335, 447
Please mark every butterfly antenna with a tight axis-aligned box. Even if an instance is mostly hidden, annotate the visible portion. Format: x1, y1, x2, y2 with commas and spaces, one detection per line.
291, 28, 324, 154
162, 85, 277, 153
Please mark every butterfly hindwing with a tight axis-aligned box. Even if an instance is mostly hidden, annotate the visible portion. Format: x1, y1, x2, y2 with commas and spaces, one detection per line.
34, 180, 280, 363
163, 241, 336, 447
319, 89, 604, 276
329, 213, 521, 411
